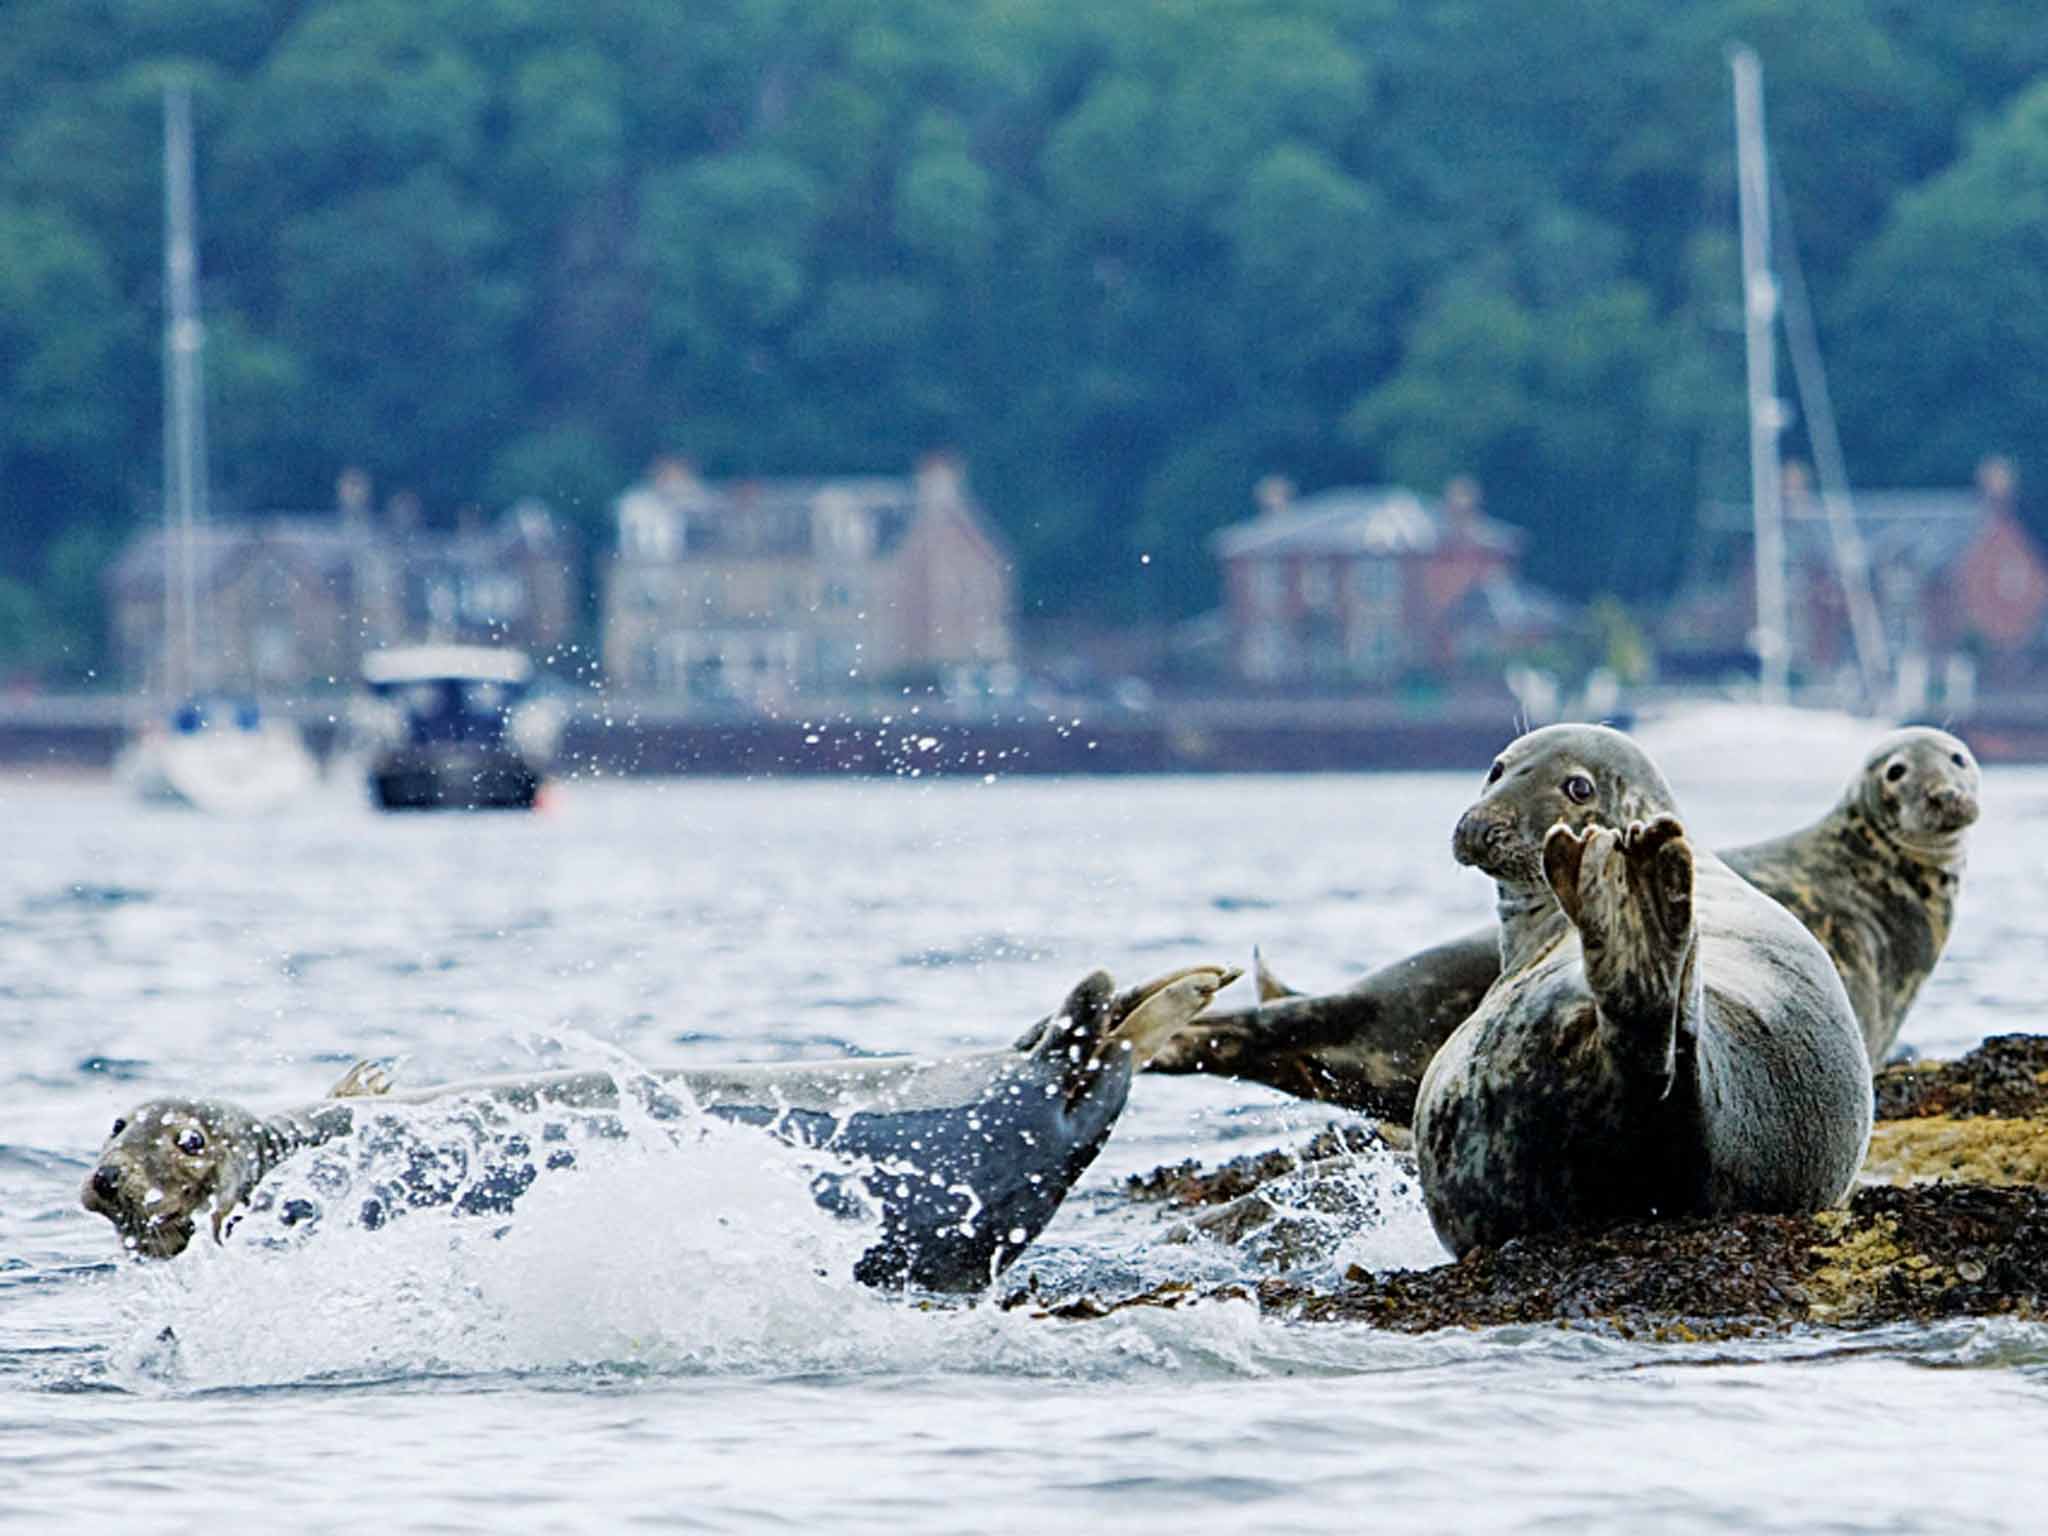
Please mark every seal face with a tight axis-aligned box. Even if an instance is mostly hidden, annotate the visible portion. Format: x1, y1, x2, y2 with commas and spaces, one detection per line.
82, 1098, 272, 1258
1415, 726, 1873, 1257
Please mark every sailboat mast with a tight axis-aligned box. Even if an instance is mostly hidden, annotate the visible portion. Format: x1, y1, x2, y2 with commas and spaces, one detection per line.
162, 82, 208, 701
1731, 46, 1790, 707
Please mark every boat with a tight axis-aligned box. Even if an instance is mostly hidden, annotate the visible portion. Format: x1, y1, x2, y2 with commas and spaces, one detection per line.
355, 644, 564, 811
1634, 48, 1894, 787
118, 695, 319, 812
117, 83, 315, 813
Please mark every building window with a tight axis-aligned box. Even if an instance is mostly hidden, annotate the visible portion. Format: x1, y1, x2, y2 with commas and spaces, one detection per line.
1301, 561, 1334, 611
1350, 559, 1399, 608
1249, 562, 1284, 615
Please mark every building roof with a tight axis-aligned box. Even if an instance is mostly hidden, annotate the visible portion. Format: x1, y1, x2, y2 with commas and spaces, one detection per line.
106, 516, 377, 597
1696, 488, 2000, 580
109, 503, 566, 599
620, 474, 923, 561
1446, 573, 1574, 634
1211, 485, 1522, 559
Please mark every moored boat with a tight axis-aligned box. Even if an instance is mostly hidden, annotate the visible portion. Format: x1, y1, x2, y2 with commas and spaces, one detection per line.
356, 644, 562, 811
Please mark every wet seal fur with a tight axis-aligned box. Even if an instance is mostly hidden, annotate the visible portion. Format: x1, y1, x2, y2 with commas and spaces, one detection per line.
1148, 726, 1978, 1115
1412, 724, 1872, 1256
82, 965, 1234, 1291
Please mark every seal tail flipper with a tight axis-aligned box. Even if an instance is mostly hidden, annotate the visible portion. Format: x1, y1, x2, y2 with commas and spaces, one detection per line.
1252, 946, 1301, 1002
1543, 816, 1696, 1029
1095, 965, 1240, 1070
327, 1059, 396, 1098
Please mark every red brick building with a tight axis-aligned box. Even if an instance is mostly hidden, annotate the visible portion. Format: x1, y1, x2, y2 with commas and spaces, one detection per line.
1662, 458, 2048, 696
1212, 476, 1564, 687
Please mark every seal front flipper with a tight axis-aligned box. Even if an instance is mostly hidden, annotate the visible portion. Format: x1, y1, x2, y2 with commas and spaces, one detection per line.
1544, 817, 1696, 1036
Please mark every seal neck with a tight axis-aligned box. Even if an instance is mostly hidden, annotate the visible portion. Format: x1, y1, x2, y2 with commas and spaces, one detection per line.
1494, 882, 1570, 973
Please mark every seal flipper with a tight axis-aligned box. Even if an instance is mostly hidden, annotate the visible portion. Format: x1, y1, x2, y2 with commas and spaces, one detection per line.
1545, 817, 1697, 1048
1253, 947, 1300, 1003
1092, 965, 1239, 1073
327, 1060, 395, 1098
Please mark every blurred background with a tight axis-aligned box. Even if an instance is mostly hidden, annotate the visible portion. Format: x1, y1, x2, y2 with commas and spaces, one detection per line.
4, 0, 2047, 776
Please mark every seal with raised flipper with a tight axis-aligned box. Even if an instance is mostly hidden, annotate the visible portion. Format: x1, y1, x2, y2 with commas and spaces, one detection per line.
81, 964, 1235, 1290
1413, 723, 1873, 1256
1146, 726, 1979, 1114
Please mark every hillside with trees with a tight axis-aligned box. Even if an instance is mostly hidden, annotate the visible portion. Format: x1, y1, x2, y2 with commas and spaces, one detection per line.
3, 0, 2045, 676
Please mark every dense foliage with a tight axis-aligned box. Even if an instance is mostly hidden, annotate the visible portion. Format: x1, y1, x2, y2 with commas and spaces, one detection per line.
2, 0, 2044, 675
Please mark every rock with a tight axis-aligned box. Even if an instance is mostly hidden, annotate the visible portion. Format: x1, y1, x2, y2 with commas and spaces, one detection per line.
1079, 1041, 2048, 1336
1010, 1184, 2048, 1338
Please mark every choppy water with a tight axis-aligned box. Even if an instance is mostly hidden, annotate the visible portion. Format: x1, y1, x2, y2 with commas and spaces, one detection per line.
5, 749, 2048, 1533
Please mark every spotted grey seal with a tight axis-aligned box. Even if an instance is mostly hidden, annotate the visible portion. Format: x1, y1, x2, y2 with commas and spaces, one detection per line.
1413, 724, 1872, 1256
82, 964, 1234, 1291
1147, 726, 1979, 1114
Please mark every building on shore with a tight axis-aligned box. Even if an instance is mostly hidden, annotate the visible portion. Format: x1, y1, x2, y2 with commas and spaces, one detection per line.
1661, 457, 2048, 704
602, 453, 1015, 708
1209, 475, 1570, 689
105, 469, 580, 696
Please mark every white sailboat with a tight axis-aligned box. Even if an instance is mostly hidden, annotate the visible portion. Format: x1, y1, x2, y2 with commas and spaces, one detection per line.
1633, 47, 1894, 797
114, 82, 315, 813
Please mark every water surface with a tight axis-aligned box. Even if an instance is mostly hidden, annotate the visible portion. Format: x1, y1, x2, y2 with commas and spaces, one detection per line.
4, 754, 2045, 1531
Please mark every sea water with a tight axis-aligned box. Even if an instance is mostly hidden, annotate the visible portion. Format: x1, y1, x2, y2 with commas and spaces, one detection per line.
3, 755, 2047, 1533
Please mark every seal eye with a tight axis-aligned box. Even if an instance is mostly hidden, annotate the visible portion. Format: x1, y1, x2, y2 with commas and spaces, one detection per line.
1562, 774, 1595, 805
1486, 761, 1505, 786
110, 1117, 127, 1139
1951, 752, 1968, 769
176, 1127, 207, 1157
1886, 762, 1907, 783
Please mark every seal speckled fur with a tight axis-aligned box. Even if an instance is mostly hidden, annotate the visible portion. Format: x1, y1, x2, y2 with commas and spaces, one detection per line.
83, 965, 1235, 1290
1412, 725, 1872, 1256
1148, 727, 1978, 1115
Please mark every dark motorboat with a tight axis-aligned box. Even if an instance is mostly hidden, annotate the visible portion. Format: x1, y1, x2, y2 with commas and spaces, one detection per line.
357, 645, 562, 811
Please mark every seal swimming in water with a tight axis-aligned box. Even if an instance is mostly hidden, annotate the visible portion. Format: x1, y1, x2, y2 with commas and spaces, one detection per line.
1146, 727, 1978, 1116
1413, 723, 1873, 1256
82, 963, 1235, 1291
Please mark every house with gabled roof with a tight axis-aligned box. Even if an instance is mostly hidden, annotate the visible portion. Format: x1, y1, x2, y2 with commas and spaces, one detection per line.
1661, 458, 2048, 695
1211, 475, 1566, 687
602, 453, 1015, 707
106, 470, 581, 695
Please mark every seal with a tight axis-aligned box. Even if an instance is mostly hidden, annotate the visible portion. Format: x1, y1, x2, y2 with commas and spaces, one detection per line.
1413, 723, 1873, 1256
1716, 726, 1978, 1063
82, 963, 1235, 1291
1146, 726, 1979, 1114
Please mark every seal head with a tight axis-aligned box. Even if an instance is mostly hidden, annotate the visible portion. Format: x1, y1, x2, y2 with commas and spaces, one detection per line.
1453, 723, 1677, 886
81, 1097, 274, 1258
1857, 727, 1980, 848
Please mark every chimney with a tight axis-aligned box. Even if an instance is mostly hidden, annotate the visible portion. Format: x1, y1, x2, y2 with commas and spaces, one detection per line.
1254, 475, 1294, 518
1780, 460, 1813, 511
1442, 474, 1481, 532
915, 450, 966, 512
336, 466, 372, 524
1977, 455, 2018, 517
652, 456, 701, 500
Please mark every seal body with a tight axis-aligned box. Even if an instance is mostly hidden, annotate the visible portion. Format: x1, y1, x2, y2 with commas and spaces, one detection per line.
1413, 725, 1872, 1256
1720, 727, 1977, 1063
83, 966, 1230, 1292
1149, 727, 1977, 1114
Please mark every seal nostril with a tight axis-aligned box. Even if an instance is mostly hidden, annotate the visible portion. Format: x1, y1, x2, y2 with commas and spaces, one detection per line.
91, 1165, 121, 1201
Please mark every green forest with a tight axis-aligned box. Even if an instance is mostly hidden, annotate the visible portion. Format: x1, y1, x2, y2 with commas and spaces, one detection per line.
3, 0, 2046, 676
